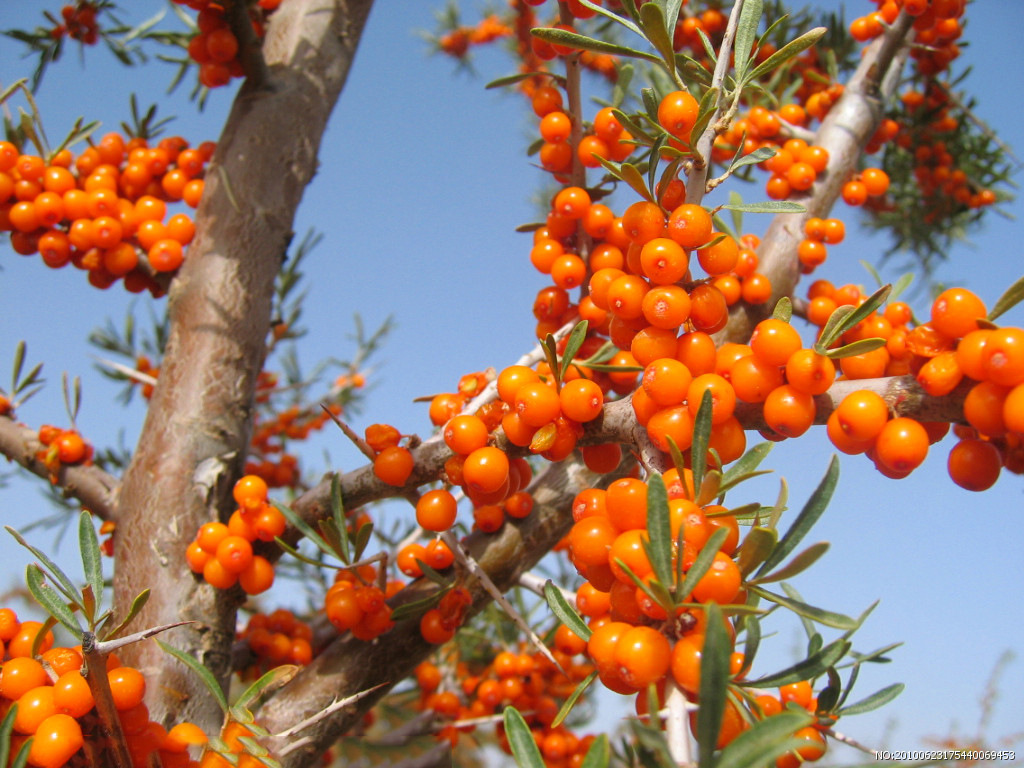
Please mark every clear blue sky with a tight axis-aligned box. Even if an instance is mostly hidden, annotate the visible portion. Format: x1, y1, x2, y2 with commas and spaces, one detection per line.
2, 0, 1023, 758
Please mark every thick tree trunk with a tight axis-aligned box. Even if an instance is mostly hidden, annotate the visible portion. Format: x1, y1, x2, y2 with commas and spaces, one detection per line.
112, 0, 375, 732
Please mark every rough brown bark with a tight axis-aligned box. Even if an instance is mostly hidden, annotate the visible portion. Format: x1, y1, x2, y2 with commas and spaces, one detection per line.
111, 0, 375, 733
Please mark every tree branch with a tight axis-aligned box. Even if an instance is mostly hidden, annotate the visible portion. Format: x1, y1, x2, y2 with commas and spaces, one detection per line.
717, 10, 916, 345
111, 0, 375, 734
0, 415, 120, 521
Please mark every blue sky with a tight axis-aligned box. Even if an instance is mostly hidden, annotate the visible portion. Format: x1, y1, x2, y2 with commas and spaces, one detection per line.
2, 0, 1023, 758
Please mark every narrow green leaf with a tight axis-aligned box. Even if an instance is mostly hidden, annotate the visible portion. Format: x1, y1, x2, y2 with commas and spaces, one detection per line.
729, 190, 745, 237
645, 474, 674, 590
611, 107, 656, 143
737, 527, 777, 578
696, 602, 729, 768
739, 615, 761, 677
5, 526, 82, 606
817, 666, 842, 713
752, 542, 830, 585
26, 564, 82, 637
677, 527, 728, 602
839, 682, 905, 716
543, 333, 561, 388
847, 640, 902, 666
0, 704, 18, 767
273, 502, 333, 557
352, 520, 374, 561
78, 511, 104, 619
859, 259, 883, 288
746, 27, 827, 83
560, 321, 590, 381
544, 581, 593, 643
572, 0, 644, 36
388, 591, 445, 623
721, 200, 805, 214
235, 665, 298, 711
11, 340, 26, 392
641, 87, 660, 124
734, 0, 763, 83
330, 475, 352, 564
891, 271, 914, 301
273, 537, 329, 568
728, 145, 777, 173
486, 72, 566, 90
714, 710, 814, 768
721, 442, 773, 489
823, 337, 888, 360
689, 85, 719, 146
552, 671, 598, 728
813, 304, 857, 354
772, 297, 793, 322
580, 732, 610, 768
749, 586, 858, 630
531, 27, 660, 63
100, 589, 150, 641
817, 284, 892, 351
638, 3, 676, 69
415, 559, 451, 586
318, 518, 346, 563
504, 706, 546, 768
158, 639, 228, 712
987, 274, 1024, 322
690, 390, 713, 500
647, 135, 668, 200
757, 456, 838, 577
611, 63, 634, 108
746, 639, 850, 687
768, 477, 788, 530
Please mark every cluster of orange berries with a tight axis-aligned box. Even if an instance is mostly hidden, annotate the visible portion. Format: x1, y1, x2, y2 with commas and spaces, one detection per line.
413, 640, 598, 763
246, 399, 341, 489
239, 608, 314, 671
185, 474, 279, 595
437, 13, 511, 58
803, 282, 1024, 489
418, 586, 473, 646
534, 95, 633, 176
51, 3, 99, 44
366, 422, 417, 487
0, 609, 209, 768
850, 0, 964, 74
174, 0, 284, 88
34, 425, 92, 476
0, 132, 209, 293
840, 167, 891, 208
324, 563, 401, 641
796, 216, 846, 273
762, 140, 831, 201
561, 475, 830, 761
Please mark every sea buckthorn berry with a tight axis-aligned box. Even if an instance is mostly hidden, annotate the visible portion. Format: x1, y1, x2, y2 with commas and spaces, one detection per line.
687, 373, 736, 425
658, 90, 700, 139
640, 237, 689, 285
107, 666, 146, 711
947, 438, 1001, 491
667, 203, 713, 249
540, 111, 572, 144
861, 167, 890, 196
697, 234, 739, 276
443, 414, 489, 455
233, 474, 268, 511
621, 201, 666, 245
514, 381, 561, 427
416, 489, 458, 532
215, 535, 253, 574
462, 446, 510, 494
917, 351, 964, 396
874, 417, 929, 474
982, 328, 1024, 386
688, 283, 729, 333
196, 521, 229, 552
730, 355, 784, 404
560, 378, 604, 422
642, 284, 691, 329
239, 555, 274, 595
552, 185, 590, 218
532, 85, 563, 116
373, 445, 415, 486
642, 358, 692, 406
614, 625, 671, 689
1, 657, 48, 699
835, 390, 889, 442
28, 713, 83, 768
670, 634, 704, 694
750, 318, 803, 367
930, 287, 987, 339
52, 671, 94, 719
763, 384, 816, 438
785, 349, 836, 395
497, 365, 541, 404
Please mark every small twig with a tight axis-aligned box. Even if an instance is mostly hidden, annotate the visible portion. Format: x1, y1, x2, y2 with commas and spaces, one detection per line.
92, 356, 158, 387
665, 679, 694, 767
517, 571, 575, 607
321, 404, 375, 461
81, 632, 133, 768
95, 620, 196, 655
824, 727, 879, 755
440, 529, 564, 676
275, 684, 386, 749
